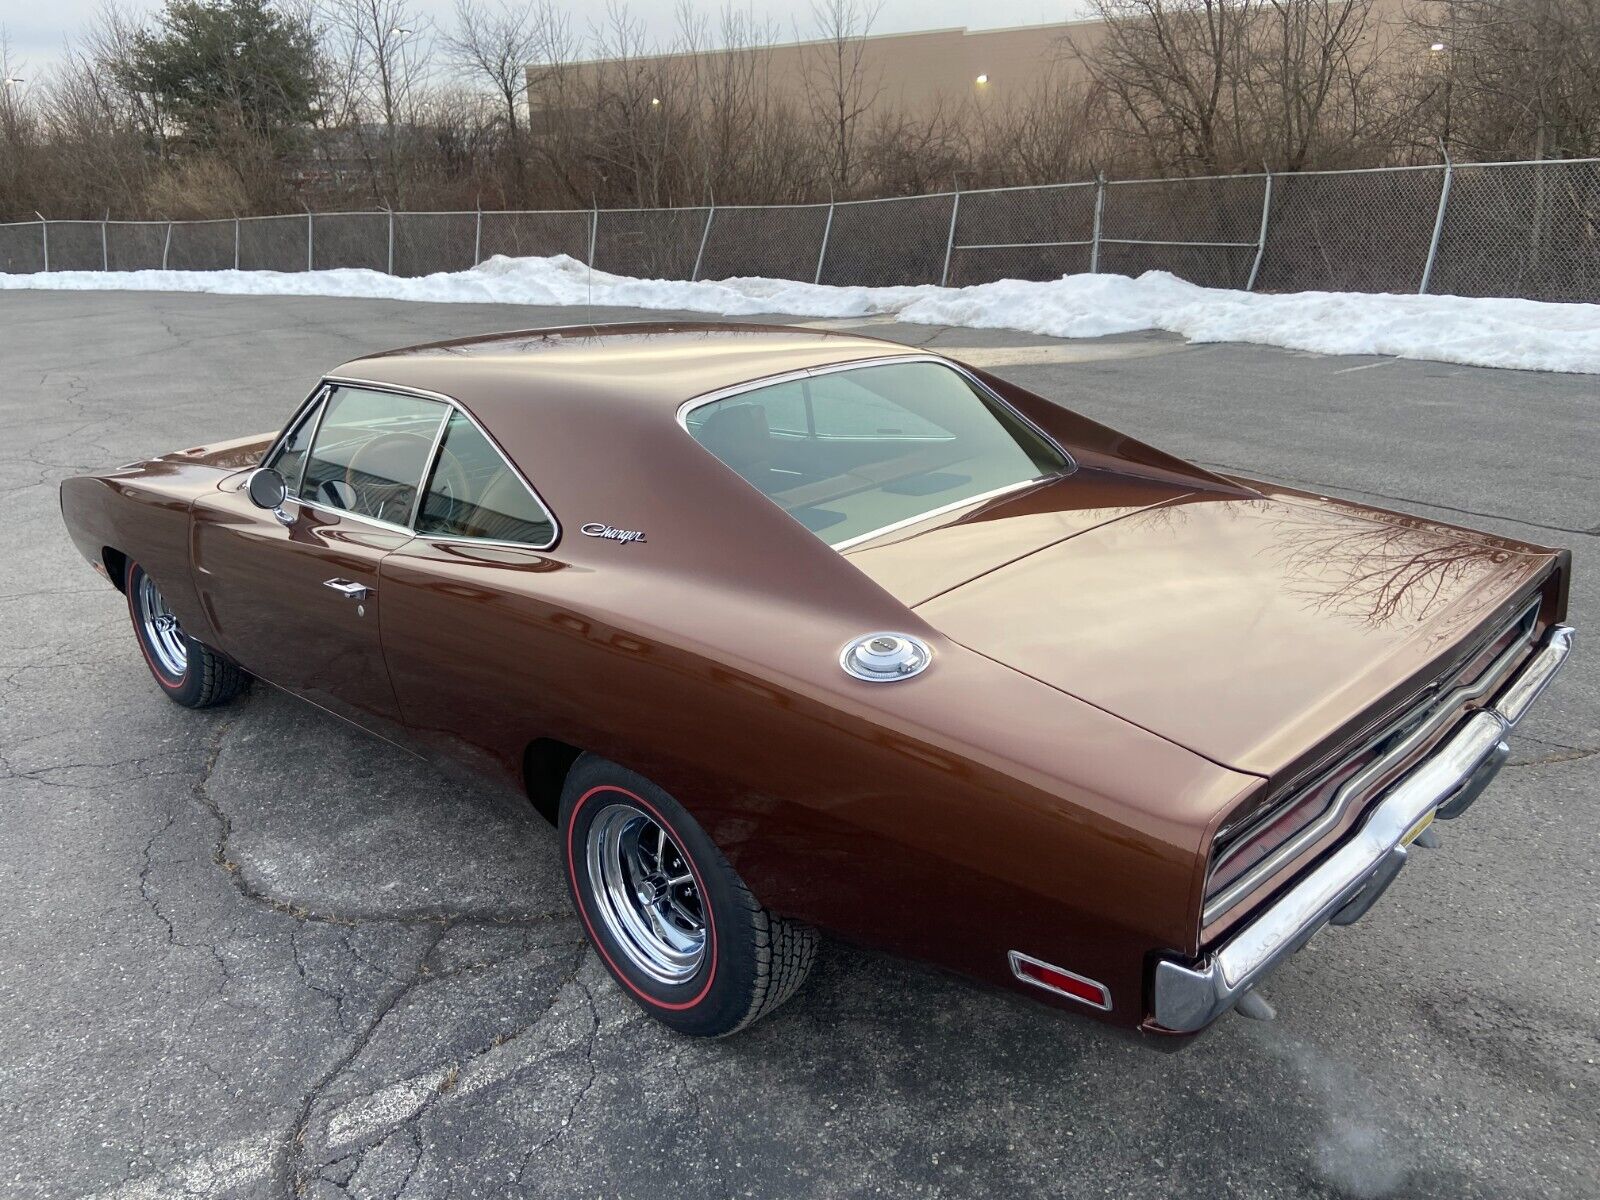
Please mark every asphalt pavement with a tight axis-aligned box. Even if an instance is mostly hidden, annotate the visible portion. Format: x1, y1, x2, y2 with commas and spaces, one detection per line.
1, 290, 1595, 1200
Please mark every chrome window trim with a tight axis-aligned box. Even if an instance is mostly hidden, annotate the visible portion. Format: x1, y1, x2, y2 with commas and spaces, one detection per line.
673, 354, 1076, 551
260, 383, 331, 479
832, 476, 1055, 552
409, 532, 563, 553
1203, 595, 1544, 924
294, 382, 449, 527
322, 374, 563, 551
296, 497, 416, 535
407, 405, 455, 529
288, 389, 332, 499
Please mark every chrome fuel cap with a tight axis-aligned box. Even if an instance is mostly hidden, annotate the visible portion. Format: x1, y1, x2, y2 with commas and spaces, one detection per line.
841, 633, 932, 682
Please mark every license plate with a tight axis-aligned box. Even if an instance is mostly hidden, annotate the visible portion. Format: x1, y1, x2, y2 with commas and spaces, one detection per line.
1402, 809, 1437, 846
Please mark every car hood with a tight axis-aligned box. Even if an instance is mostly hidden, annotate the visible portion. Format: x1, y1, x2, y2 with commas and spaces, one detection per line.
910, 484, 1557, 779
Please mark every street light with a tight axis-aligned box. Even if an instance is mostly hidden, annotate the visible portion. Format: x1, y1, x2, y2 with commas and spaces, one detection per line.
649, 96, 661, 107
2, 76, 23, 86
974, 73, 989, 84
1428, 42, 1446, 52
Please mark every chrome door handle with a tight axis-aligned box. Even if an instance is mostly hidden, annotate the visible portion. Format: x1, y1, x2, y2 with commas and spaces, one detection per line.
323, 578, 370, 600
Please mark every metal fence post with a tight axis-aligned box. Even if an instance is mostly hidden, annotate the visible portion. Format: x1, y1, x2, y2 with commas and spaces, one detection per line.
387, 209, 395, 275
1419, 145, 1453, 295
162, 221, 173, 270
101, 218, 109, 271
1246, 170, 1273, 292
939, 191, 962, 287
306, 210, 314, 272
1089, 174, 1105, 274
35, 213, 49, 272
234, 218, 241, 270
473, 207, 482, 266
588, 207, 598, 268
814, 201, 835, 285
691, 205, 716, 282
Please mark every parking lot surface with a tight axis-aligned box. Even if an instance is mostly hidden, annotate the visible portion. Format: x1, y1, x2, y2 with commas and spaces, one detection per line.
1, 290, 1595, 1200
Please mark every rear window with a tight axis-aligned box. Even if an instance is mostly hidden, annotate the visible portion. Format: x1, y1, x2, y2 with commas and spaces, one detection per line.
684, 361, 1069, 546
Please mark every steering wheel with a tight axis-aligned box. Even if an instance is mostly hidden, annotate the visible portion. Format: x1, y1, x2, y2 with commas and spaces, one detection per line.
341, 432, 466, 525
418, 446, 474, 530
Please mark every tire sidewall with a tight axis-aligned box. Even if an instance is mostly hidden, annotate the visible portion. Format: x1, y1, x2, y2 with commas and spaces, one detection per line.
125, 561, 206, 707
561, 758, 759, 1036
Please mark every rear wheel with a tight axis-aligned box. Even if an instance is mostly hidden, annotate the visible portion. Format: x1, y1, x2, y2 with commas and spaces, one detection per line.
560, 755, 817, 1036
125, 561, 248, 708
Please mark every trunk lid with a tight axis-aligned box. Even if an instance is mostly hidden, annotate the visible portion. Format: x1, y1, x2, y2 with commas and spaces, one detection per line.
912, 483, 1558, 779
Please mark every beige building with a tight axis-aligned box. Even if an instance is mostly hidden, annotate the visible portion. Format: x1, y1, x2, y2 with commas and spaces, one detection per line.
528, 4, 1421, 127
529, 21, 1100, 122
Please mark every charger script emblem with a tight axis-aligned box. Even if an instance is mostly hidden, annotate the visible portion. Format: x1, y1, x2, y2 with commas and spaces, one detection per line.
581, 522, 647, 545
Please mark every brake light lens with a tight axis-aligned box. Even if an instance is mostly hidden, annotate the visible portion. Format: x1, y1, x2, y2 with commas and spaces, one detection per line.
1207, 768, 1356, 897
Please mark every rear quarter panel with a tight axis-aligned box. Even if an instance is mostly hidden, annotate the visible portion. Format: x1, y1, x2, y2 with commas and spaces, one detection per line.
377, 539, 1259, 1030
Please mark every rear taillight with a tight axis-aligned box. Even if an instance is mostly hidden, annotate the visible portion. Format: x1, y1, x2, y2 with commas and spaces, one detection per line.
1207, 755, 1368, 900
1206, 593, 1544, 921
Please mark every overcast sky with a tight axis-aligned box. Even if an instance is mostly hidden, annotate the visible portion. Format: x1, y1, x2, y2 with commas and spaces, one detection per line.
3, 1, 1092, 73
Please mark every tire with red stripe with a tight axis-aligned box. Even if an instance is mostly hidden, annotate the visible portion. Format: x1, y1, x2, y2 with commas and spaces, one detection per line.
560, 755, 818, 1037
124, 560, 249, 709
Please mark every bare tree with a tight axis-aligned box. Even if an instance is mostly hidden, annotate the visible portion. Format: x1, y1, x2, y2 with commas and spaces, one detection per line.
317, 0, 436, 204
1245, 0, 1390, 170
0, 35, 39, 219
444, 0, 557, 197
578, 2, 685, 207
677, 4, 778, 201
968, 66, 1106, 185
1072, 0, 1260, 172
862, 99, 966, 194
1407, 0, 1600, 160
802, 0, 883, 195
1073, 0, 1397, 171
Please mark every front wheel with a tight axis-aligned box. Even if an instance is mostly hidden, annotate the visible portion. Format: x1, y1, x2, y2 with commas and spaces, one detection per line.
125, 561, 248, 708
560, 755, 817, 1037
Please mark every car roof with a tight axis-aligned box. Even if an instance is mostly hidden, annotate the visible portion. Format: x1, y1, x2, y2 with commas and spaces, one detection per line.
323, 321, 947, 629
331, 322, 915, 421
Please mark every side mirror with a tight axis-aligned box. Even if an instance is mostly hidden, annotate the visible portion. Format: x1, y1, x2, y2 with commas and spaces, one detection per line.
247, 467, 290, 519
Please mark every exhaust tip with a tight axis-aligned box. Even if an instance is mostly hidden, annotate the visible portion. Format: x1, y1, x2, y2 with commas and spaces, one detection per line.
1234, 988, 1277, 1021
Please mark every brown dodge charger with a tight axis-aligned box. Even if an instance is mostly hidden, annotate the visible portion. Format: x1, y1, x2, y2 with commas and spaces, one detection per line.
59, 323, 1574, 1041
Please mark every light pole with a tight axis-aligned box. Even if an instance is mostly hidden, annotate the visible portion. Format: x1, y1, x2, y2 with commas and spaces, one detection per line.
1427, 42, 1453, 150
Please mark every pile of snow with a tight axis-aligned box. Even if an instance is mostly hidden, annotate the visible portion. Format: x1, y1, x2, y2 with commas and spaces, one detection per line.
5, 253, 1598, 374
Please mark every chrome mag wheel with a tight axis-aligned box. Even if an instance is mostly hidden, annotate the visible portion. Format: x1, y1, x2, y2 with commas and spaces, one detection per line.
135, 571, 188, 678
586, 802, 707, 984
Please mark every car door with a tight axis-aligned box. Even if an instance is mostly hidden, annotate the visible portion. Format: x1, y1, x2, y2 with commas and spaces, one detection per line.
190, 382, 449, 743
372, 405, 571, 783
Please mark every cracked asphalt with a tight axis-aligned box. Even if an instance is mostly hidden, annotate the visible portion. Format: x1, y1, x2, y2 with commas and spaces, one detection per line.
1, 290, 1595, 1200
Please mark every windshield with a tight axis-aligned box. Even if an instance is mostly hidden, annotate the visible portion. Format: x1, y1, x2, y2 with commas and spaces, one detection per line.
684, 360, 1070, 547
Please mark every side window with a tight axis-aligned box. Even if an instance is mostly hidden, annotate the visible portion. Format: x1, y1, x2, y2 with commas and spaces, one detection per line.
266, 394, 325, 492
415, 411, 555, 546
300, 387, 447, 525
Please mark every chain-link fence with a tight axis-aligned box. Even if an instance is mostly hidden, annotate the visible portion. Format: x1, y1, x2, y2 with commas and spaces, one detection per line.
4, 157, 1597, 302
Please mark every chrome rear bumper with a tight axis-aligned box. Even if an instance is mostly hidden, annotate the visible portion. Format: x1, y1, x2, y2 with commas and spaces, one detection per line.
1152, 623, 1574, 1034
